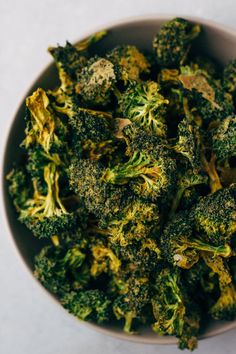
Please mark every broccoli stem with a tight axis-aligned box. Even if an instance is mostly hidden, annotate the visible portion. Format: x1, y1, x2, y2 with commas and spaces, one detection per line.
201, 154, 222, 193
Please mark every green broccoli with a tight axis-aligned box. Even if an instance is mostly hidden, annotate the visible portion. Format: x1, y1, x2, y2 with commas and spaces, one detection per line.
119, 81, 169, 137
223, 59, 236, 94
107, 198, 160, 246
103, 126, 176, 202
170, 168, 208, 215
212, 116, 236, 162
76, 56, 117, 106
178, 65, 234, 125
62, 289, 111, 323
34, 243, 89, 297
106, 45, 150, 84
113, 276, 150, 333
68, 158, 127, 221
161, 211, 231, 269
191, 184, 236, 246
22, 88, 68, 153
152, 268, 200, 351
153, 18, 201, 67
19, 163, 77, 238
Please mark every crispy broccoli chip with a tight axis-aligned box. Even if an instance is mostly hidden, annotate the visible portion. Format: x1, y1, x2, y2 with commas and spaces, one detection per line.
68, 158, 127, 221
223, 59, 236, 94
191, 185, 236, 246
152, 268, 200, 351
106, 45, 150, 84
22, 88, 68, 153
161, 211, 231, 269
19, 163, 77, 238
76, 56, 117, 106
34, 243, 89, 296
212, 116, 236, 162
62, 289, 111, 323
153, 18, 200, 67
119, 81, 169, 137
179, 66, 234, 125
103, 125, 176, 202
113, 276, 150, 333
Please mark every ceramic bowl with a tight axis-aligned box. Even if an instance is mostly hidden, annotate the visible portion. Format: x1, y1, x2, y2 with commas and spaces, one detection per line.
2, 15, 236, 345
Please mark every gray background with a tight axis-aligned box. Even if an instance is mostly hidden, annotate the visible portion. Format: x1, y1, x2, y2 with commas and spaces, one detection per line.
1, 0, 236, 353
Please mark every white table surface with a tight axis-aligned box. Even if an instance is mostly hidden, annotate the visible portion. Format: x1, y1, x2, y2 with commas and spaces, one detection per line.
1, 1, 236, 353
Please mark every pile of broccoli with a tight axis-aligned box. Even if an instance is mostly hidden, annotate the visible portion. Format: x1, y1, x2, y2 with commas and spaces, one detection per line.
7, 18, 236, 350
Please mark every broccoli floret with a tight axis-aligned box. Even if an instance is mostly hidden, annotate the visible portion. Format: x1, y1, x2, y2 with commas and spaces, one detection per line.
212, 116, 236, 162
106, 45, 150, 84
49, 31, 107, 80
170, 169, 208, 215
191, 185, 236, 246
119, 81, 169, 137
107, 198, 160, 246
76, 56, 117, 106
6, 168, 32, 211
152, 268, 200, 351
113, 276, 150, 333
22, 88, 68, 153
90, 245, 121, 277
62, 289, 111, 323
210, 283, 236, 320
103, 127, 176, 202
223, 59, 236, 94
68, 158, 127, 221
153, 18, 200, 67
49, 42, 87, 82
193, 55, 220, 79
179, 66, 234, 125
19, 163, 77, 238
173, 117, 201, 168
113, 238, 161, 274
34, 243, 89, 296
161, 211, 231, 269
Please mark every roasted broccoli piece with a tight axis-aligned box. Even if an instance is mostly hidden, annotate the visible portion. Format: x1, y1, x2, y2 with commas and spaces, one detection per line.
170, 169, 208, 215
103, 126, 176, 202
68, 158, 127, 221
107, 198, 160, 246
210, 283, 236, 320
34, 243, 89, 296
223, 59, 236, 94
48, 32, 108, 103
113, 276, 150, 333
152, 268, 200, 351
212, 116, 236, 162
76, 56, 117, 106
62, 289, 111, 323
113, 238, 161, 274
161, 211, 231, 269
106, 45, 150, 84
6, 168, 32, 211
153, 18, 200, 67
19, 163, 77, 238
119, 81, 169, 137
22, 88, 68, 153
178, 65, 234, 125
173, 117, 201, 168
191, 184, 236, 246
90, 244, 121, 277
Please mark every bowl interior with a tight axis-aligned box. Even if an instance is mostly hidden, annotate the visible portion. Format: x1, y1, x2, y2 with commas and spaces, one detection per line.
3, 16, 236, 344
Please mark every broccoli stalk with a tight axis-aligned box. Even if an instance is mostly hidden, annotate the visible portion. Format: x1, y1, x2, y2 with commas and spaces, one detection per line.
20, 163, 76, 238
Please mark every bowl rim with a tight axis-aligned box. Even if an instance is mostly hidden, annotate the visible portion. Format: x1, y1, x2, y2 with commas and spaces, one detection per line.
2, 14, 236, 345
